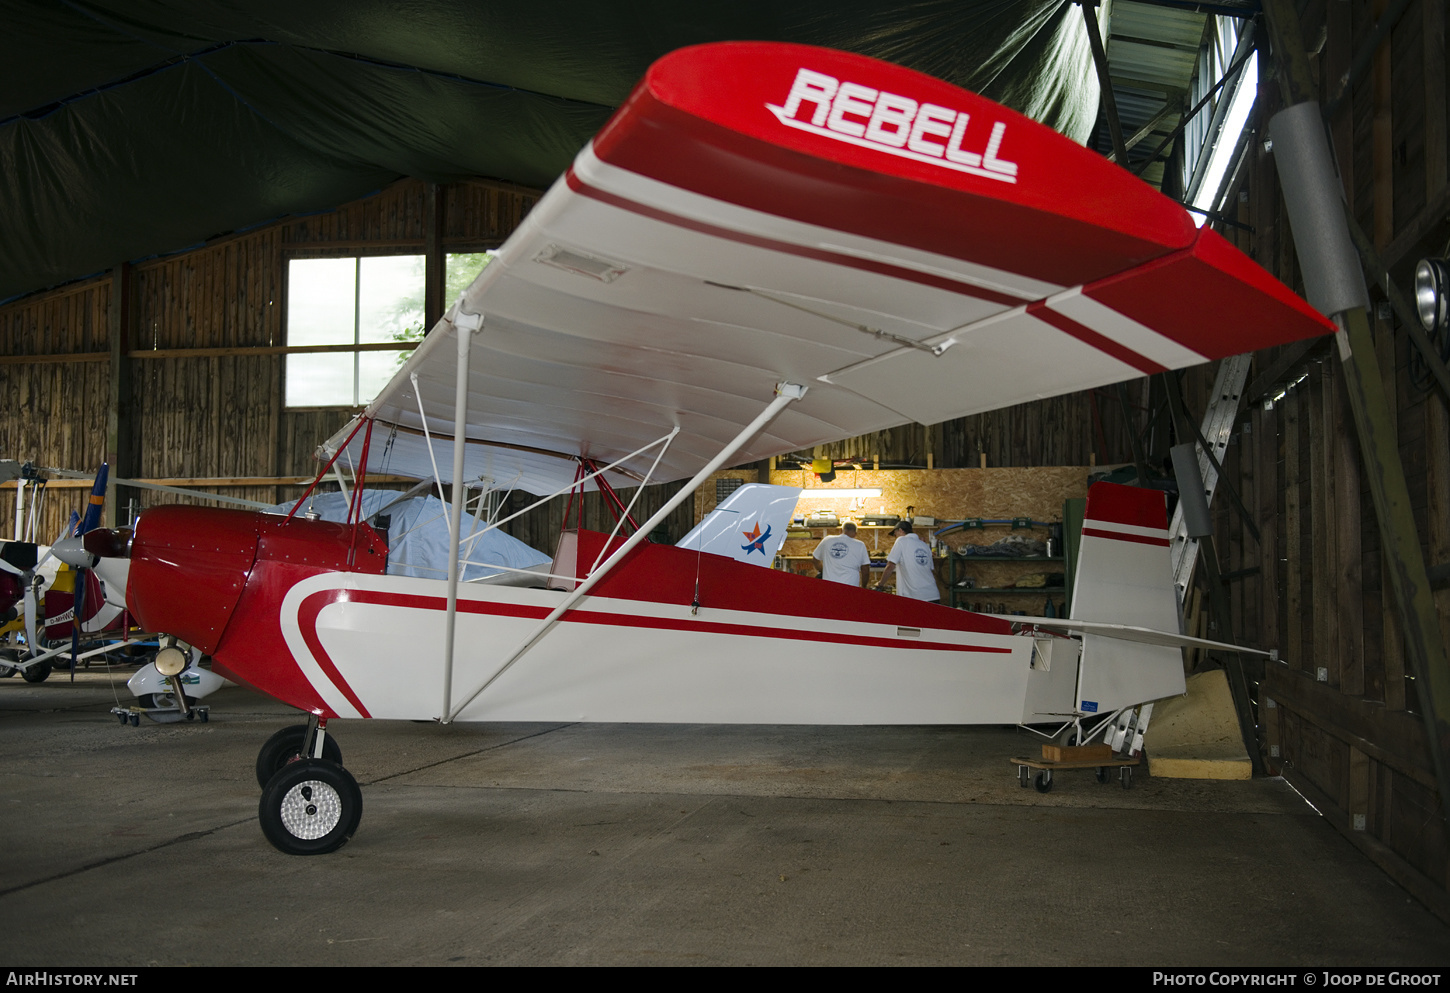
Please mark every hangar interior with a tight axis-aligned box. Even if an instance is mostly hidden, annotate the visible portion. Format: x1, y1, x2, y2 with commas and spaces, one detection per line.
2, 0, 1449, 964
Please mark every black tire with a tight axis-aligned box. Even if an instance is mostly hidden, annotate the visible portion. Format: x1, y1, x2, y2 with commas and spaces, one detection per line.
1095, 766, 1109, 784
21, 659, 52, 683
259, 759, 362, 856
1034, 772, 1053, 793
255, 724, 343, 789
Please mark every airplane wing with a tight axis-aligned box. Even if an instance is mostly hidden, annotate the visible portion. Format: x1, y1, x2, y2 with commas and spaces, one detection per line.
326, 42, 1335, 495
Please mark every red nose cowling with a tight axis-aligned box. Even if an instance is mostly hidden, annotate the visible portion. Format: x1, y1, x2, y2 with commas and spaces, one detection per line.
128, 503, 394, 654
126, 506, 265, 655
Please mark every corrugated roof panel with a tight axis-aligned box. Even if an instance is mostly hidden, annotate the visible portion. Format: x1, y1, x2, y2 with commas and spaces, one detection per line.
1110, 1, 1209, 47
1108, 39, 1200, 90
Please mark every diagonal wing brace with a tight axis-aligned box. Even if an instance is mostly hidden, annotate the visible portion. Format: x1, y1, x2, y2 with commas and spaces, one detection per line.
442, 382, 808, 723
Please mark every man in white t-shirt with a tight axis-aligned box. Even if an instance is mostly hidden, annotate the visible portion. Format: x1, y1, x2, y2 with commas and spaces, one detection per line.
876, 521, 941, 602
812, 522, 872, 587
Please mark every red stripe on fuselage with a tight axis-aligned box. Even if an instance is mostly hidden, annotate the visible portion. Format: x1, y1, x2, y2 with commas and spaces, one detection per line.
302, 587, 1012, 659
298, 590, 373, 718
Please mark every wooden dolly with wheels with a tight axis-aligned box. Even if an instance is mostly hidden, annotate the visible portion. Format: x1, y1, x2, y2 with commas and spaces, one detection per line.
1011, 743, 1140, 793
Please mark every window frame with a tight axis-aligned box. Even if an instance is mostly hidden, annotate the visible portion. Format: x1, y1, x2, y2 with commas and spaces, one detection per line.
281, 245, 502, 412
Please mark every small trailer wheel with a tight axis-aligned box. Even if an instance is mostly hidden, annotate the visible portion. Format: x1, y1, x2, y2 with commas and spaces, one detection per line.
1034, 771, 1053, 793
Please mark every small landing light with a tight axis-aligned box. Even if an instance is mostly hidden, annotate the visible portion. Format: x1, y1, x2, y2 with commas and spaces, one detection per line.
1414, 257, 1449, 332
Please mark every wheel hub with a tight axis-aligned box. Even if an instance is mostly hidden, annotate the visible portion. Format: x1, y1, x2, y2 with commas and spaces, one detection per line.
279, 779, 342, 839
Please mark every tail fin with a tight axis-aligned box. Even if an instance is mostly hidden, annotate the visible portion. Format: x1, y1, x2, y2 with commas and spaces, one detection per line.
1071, 482, 1186, 713
75, 463, 109, 536
675, 483, 801, 566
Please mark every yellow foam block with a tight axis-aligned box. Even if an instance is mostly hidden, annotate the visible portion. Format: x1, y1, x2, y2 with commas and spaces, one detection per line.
1146, 669, 1252, 780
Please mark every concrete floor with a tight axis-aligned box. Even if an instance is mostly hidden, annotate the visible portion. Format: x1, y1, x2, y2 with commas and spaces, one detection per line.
2, 669, 1449, 967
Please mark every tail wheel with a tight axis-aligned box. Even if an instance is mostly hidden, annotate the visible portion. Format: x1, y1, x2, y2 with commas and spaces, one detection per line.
138, 692, 200, 723
259, 759, 362, 856
255, 724, 343, 789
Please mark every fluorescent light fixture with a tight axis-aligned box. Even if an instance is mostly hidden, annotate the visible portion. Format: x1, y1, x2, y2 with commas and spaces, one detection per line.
801, 488, 882, 498
1190, 50, 1259, 228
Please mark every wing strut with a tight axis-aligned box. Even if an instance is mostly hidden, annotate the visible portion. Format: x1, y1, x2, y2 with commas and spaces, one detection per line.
442, 381, 809, 723
442, 309, 485, 723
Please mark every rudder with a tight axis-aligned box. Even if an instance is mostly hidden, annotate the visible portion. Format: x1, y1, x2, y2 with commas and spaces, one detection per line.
1071, 482, 1186, 714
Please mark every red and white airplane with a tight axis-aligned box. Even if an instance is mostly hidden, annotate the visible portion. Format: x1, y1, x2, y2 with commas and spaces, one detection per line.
86, 43, 1334, 854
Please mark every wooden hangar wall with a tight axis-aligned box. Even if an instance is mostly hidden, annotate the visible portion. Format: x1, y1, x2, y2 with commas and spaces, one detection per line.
0, 178, 534, 541
1203, 0, 1449, 915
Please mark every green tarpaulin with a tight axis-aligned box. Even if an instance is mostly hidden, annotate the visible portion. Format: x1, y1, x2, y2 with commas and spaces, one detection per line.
1, 1, 1100, 302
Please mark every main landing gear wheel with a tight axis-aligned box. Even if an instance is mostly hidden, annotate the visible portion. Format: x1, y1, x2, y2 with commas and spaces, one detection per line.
258, 759, 362, 856
21, 659, 52, 683
255, 724, 343, 789
1034, 771, 1053, 793
0, 651, 17, 677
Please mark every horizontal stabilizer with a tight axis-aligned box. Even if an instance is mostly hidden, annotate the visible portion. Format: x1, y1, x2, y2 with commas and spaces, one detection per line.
1010, 616, 1274, 658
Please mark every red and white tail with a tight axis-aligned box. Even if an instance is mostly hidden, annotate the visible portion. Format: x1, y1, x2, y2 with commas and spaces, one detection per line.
1070, 482, 1186, 715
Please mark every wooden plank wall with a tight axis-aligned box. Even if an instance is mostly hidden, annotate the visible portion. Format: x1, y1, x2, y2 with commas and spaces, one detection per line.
1211, 0, 1450, 912
0, 279, 111, 540
0, 178, 540, 540
807, 388, 1139, 469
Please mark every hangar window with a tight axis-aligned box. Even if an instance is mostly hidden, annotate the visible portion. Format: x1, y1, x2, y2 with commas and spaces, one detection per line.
284, 253, 492, 408
285, 255, 423, 408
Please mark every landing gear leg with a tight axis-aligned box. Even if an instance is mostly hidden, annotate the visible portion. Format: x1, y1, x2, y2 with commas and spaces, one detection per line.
304, 714, 328, 759
254, 717, 342, 789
